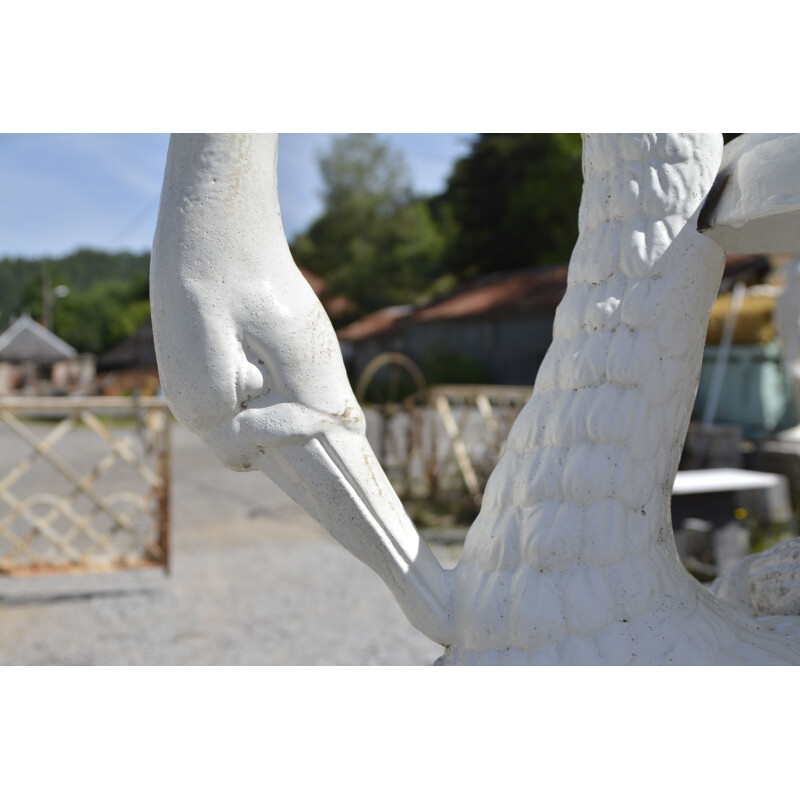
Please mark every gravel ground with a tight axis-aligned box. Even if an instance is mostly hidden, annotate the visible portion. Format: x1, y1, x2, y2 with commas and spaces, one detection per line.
0, 422, 462, 666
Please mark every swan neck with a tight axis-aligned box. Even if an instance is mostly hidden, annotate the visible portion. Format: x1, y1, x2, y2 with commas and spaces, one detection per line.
461, 134, 727, 572
154, 134, 288, 281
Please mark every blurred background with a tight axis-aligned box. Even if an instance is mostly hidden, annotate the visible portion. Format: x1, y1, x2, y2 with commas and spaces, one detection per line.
2, 132, 800, 664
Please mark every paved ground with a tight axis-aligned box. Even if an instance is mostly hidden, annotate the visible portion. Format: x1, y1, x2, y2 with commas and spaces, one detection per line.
0, 422, 462, 665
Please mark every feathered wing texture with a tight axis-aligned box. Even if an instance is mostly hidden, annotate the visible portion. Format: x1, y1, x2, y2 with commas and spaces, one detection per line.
445, 134, 800, 664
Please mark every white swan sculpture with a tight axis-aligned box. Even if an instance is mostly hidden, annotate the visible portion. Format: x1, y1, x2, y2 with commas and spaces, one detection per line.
151, 133, 800, 665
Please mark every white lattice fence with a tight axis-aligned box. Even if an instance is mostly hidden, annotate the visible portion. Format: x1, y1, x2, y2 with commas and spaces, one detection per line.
427, 385, 532, 504
0, 396, 170, 575
366, 385, 532, 505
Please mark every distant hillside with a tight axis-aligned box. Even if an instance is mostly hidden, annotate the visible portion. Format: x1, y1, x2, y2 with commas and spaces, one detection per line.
0, 248, 150, 328
0, 248, 152, 355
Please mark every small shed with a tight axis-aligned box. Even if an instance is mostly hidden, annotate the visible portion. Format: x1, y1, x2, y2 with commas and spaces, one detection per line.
97, 319, 160, 396
0, 314, 93, 394
338, 264, 568, 385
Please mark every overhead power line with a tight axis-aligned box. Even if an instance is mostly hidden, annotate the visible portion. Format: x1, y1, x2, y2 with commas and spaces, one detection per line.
108, 195, 160, 247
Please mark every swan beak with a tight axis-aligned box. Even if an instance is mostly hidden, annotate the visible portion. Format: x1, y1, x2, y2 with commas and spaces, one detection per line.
244, 423, 453, 645
698, 133, 800, 254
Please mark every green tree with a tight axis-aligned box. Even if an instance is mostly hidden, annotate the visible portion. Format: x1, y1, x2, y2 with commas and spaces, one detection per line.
52, 272, 151, 353
13, 259, 151, 354
319, 132, 412, 214
291, 134, 446, 317
0, 248, 150, 330
438, 133, 584, 278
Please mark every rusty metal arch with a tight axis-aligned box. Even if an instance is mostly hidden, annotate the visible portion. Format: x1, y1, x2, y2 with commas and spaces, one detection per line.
354, 352, 427, 406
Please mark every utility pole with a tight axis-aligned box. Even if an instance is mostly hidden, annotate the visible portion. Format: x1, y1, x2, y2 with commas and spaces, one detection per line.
42, 266, 53, 330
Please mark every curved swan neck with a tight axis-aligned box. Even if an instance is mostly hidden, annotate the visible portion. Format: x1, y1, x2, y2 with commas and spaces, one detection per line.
463, 135, 727, 572
163, 133, 280, 197
151, 133, 454, 645
156, 134, 288, 281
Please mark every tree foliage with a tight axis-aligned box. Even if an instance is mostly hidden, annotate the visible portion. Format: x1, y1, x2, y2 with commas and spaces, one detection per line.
318, 133, 412, 214
291, 133, 585, 320
1, 249, 151, 354
290, 134, 445, 316
50, 273, 151, 354
438, 133, 583, 278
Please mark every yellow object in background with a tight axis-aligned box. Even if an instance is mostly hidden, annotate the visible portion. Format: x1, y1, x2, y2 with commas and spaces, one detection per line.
706, 291, 776, 345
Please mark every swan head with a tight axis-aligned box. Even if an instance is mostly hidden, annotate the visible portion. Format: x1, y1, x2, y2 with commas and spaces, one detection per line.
150, 133, 366, 468
150, 133, 452, 645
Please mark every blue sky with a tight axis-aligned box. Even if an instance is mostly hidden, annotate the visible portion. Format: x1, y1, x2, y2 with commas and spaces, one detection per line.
0, 133, 476, 260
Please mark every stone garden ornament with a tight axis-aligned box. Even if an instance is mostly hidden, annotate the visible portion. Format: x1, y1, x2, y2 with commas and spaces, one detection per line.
151, 133, 800, 665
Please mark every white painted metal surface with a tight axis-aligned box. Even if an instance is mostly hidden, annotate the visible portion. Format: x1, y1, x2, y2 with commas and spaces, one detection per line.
700, 133, 800, 254
673, 468, 787, 494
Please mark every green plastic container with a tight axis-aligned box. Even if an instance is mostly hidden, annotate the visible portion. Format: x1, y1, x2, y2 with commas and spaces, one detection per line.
694, 343, 797, 439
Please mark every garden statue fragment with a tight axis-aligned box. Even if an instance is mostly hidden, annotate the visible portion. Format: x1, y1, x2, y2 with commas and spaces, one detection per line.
151, 133, 800, 664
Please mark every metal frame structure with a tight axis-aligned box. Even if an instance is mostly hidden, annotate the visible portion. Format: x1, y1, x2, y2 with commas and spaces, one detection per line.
0, 396, 170, 576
